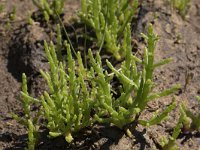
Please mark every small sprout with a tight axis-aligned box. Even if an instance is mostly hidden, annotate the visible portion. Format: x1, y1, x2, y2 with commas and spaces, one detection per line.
197, 96, 200, 102
28, 12, 34, 25
160, 96, 200, 150
27, 120, 37, 150
0, 4, 4, 13
9, 6, 16, 21
158, 100, 183, 150
181, 99, 200, 132
170, 0, 190, 18
13, 74, 40, 149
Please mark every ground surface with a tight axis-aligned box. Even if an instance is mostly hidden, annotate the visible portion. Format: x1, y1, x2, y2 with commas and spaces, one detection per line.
0, 0, 200, 150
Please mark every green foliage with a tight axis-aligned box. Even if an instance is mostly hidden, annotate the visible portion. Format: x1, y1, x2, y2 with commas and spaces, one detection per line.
27, 120, 37, 150
16, 40, 98, 143
12, 74, 39, 150
28, 12, 34, 25
32, 0, 65, 21
180, 99, 200, 132
91, 24, 179, 129
196, 96, 200, 102
0, 4, 4, 13
170, 0, 190, 17
14, 24, 179, 145
9, 6, 16, 21
79, 0, 139, 60
159, 97, 200, 150
159, 101, 184, 150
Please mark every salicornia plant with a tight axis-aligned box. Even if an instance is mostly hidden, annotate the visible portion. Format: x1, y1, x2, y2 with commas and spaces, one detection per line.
159, 100, 184, 150
159, 96, 200, 150
32, 0, 65, 21
170, 0, 190, 17
180, 98, 200, 132
32, 41, 97, 143
14, 24, 179, 146
79, 0, 139, 60
12, 74, 40, 150
91, 24, 179, 132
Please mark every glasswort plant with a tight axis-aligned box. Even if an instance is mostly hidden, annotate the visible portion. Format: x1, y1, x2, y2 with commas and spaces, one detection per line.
180, 99, 200, 132
14, 24, 179, 147
32, 0, 65, 21
12, 74, 40, 150
91, 24, 180, 133
170, 0, 190, 18
79, 0, 139, 60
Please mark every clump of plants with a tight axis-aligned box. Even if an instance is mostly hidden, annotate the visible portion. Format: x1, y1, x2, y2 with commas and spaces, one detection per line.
170, 0, 190, 17
91, 24, 179, 131
19, 40, 98, 143
79, 0, 139, 60
32, 0, 65, 21
14, 24, 180, 149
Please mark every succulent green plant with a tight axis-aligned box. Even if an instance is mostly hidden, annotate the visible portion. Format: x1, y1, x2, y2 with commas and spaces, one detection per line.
12, 74, 40, 150
9, 6, 16, 21
0, 4, 4, 14
159, 108, 182, 150
14, 40, 99, 144
14, 24, 179, 147
91, 24, 179, 132
180, 98, 200, 132
170, 0, 190, 17
79, 0, 139, 60
32, 0, 65, 21
159, 96, 200, 150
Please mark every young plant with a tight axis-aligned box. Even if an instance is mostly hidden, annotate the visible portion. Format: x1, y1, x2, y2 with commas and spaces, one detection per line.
170, 0, 190, 17
32, 0, 65, 21
9, 6, 16, 21
79, 0, 139, 60
12, 74, 40, 150
180, 98, 200, 132
91, 24, 179, 133
159, 96, 200, 150
0, 4, 4, 14
39, 41, 97, 142
158, 99, 184, 150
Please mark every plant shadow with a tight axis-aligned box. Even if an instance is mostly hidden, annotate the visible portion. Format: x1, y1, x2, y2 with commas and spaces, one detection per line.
2, 124, 150, 150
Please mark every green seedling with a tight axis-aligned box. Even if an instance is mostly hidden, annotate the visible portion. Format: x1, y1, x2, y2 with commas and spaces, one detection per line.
159, 98, 184, 150
79, 0, 139, 60
159, 96, 200, 150
0, 4, 4, 13
28, 12, 34, 25
197, 96, 200, 101
12, 74, 40, 150
9, 6, 16, 21
32, 0, 65, 22
170, 0, 190, 17
180, 98, 200, 132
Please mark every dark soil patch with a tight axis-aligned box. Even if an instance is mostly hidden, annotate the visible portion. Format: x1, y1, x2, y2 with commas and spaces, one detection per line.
0, 0, 200, 150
